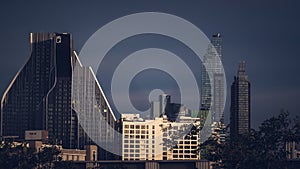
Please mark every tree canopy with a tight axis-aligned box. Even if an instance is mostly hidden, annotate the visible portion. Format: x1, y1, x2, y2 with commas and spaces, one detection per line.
201, 110, 300, 169
0, 143, 61, 169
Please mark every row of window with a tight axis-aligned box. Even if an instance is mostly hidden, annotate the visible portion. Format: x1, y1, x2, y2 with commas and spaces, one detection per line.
124, 135, 155, 139
123, 144, 155, 148
124, 125, 155, 130
123, 140, 155, 144
123, 130, 155, 134
173, 155, 197, 159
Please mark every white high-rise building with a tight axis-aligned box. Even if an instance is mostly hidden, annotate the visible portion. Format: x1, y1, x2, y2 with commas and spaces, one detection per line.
121, 114, 200, 161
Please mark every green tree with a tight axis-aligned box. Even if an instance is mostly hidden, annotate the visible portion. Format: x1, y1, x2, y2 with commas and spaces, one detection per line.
0, 143, 61, 169
37, 146, 61, 168
0, 142, 36, 169
200, 110, 300, 169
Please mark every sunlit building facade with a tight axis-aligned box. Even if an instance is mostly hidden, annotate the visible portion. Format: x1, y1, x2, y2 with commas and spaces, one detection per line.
121, 114, 200, 161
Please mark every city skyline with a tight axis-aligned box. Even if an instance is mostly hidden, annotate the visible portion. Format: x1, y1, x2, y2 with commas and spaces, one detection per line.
0, 1, 299, 129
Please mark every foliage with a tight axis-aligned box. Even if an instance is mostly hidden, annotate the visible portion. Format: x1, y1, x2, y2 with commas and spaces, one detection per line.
161, 123, 198, 151
0, 143, 61, 169
200, 110, 300, 169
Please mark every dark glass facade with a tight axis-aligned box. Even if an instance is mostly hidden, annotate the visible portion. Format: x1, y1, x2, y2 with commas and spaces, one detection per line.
230, 61, 251, 138
1, 33, 120, 159
200, 33, 225, 130
1, 33, 77, 148
199, 34, 227, 144
43, 33, 78, 148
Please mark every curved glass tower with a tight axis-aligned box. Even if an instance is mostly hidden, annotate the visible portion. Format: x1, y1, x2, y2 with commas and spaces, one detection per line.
1, 33, 76, 147
1, 33, 119, 159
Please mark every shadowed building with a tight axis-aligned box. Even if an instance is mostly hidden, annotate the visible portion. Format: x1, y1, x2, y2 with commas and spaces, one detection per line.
1, 33, 77, 148
1, 33, 119, 159
230, 61, 251, 138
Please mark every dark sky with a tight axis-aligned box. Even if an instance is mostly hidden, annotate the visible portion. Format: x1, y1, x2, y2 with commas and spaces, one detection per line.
0, 0, 299, 128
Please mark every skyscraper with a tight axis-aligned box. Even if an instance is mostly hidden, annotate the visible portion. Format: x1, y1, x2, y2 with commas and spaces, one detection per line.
230, 61, 251, 138
201, 33, 224, 117
1, 33, 77, 148
159, 94, 170, 116
71, 52, 120, 159
212, 33, 225, 124
1, 33, 119, 159
150, 101, 160, 119
199, 33, 227, 143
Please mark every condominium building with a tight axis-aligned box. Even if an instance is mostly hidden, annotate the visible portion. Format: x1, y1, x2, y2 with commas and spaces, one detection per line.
163, 121, 200, 160
121, 114, 200, 161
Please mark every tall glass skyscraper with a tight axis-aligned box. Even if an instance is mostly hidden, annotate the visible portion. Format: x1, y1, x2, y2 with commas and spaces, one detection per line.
200, 33, 225, 123
1, 33, 76, 147
230, 61, 251, 138
71, 52, 120, 159
1, 33, 119, 159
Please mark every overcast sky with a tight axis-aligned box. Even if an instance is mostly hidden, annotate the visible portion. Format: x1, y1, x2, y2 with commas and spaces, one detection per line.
0, 0, 299, 128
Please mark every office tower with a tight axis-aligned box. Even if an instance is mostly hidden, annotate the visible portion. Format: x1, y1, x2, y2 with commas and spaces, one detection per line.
212, 32, 225, 124
230, 61, 251, 138
157, 94, 191, 122
201, 33, 224, 122
1, 33, 119, 159
165, 103, 190, 122
200, 59, 212, 110
159, 94, 170, 116
150, 94, 190, 121
193, 109, 210, 129
200, 33, 225, 143
150, 101, 160, 119
71, 52, 120, 159
1, 33, 76, 148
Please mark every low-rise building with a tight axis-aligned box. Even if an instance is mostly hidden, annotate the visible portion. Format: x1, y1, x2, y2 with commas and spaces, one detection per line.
60, 149, 86, 161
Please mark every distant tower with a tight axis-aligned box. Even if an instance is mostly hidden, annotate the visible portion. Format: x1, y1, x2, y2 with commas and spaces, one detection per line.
150, 101, 160, 119
159, 94, 170, 116
211, 33, 222, 60
230, 61, 251, 138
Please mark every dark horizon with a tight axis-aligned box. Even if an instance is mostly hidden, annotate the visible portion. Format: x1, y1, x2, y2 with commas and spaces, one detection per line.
0, 0, 299, 129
